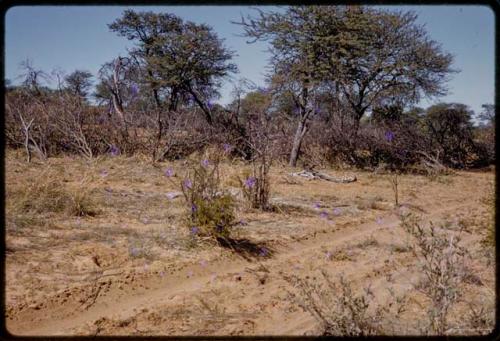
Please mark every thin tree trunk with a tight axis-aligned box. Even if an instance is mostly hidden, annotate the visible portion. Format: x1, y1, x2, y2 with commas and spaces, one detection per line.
289, 118, 308, 167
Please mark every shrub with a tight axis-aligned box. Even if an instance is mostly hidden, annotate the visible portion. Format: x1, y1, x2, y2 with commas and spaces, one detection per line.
9, 167, 100, 217
284, 270, 382, 336
177, 152, 237, 239
400, 212, 470, 334
239, 164, 271, 210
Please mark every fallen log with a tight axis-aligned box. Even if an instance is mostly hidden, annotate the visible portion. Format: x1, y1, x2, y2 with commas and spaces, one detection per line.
290, 170, 357, 183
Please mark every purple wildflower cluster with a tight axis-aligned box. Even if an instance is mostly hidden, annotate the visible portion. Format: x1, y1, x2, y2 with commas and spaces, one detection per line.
259, 247, 269, 257
244, 176, 257, 189
130, 83, 139, 97
385, 131, 395, 142
184, 179, 193, 189
223, 143, 232, 153
201, 159, 210, 167
164, 167, 174, 177
190, 226, 199, 235
109, 145, 120, 157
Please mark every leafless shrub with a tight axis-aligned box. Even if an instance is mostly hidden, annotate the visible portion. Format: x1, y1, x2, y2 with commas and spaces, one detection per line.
284, 270, 382, 336
400, 213, 470, 334
238, 94, 277, 211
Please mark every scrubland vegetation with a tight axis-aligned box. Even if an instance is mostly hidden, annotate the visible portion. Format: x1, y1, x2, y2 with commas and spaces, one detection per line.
5, 5, 495, 336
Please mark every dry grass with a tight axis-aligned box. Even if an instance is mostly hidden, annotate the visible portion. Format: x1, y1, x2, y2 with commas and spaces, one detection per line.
4, 149, 495, 336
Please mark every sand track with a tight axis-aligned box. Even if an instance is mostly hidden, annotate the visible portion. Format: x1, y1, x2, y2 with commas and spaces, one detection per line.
7, 199, 487, 336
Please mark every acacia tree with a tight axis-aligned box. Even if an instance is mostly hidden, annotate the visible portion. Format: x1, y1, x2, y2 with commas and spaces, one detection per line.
108, 10, 237, 124
424, 103, 476, 168
64, 70, 93, 100
311, 7, 455, 132
237, 6, 455, 167
237, 7, 327, 167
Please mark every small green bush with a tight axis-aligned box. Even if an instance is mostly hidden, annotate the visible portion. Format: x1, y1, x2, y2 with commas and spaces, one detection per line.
190, 194, 236, 238
174, 152, 237, 239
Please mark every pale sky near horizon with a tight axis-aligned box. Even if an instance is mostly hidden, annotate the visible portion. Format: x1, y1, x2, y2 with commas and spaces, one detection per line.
4, 5, 495, 115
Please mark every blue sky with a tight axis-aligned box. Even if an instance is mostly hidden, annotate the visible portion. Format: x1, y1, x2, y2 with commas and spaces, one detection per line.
4, 5, 495, 114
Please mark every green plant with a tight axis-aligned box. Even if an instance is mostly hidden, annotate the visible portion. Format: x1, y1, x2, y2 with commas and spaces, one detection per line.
175, 152, 237, 239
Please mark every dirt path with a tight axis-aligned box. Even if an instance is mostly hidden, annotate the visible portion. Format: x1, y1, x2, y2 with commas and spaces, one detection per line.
7, 200, 483, 336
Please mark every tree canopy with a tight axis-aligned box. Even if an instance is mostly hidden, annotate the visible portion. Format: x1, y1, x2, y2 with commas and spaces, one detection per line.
109, 10, 238, 123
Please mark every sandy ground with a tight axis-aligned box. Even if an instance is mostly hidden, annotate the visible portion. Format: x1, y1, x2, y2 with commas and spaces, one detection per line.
4, 150, 495, 336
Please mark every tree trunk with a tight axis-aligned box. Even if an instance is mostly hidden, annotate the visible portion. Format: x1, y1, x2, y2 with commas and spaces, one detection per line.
289, 118, 308, 167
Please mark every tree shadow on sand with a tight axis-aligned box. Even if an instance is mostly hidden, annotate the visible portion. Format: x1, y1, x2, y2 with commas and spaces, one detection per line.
216, 237, 274, 261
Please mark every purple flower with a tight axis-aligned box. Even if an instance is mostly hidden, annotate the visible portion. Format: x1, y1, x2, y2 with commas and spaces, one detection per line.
130, 83, 139, 96
187, 270, 193, 278
184, 179, 193, 189
385, 131, 395, 142
166, 192, 177, 200
109, 145, 120, 157
223, 143, 232, 153
201, 159, 209, 167
314, 105, 321, 114
313, 202, 321, 209
333, 208, 342, 216
100, 170, 108, 177
164, 167, 174, 177
190, 226, 199, 235
130, 247, 139, 257
200, 259, 207, 267
376, 217, 383, 225
244, 177, 256, 189
239, 219, 247, 225
191, 203, 197, 213
325, 251, 332, 260
259, 247, 269, 257
207, 101, 213, 110
159, 271, 165, 277
215, 225, 224, 233
319, 211, 329, 219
